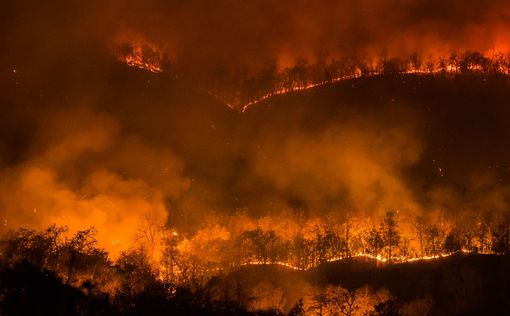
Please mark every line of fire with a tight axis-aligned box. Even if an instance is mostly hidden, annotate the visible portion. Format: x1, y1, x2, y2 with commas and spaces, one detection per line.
117, 41, 510, 112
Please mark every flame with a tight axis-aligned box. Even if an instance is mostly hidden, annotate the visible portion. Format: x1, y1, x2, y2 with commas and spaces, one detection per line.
234, 51, 509, 112
112, 43, 510, 111
117, 41, 163, 73
236, 250, 476, 272
241, 73, 361, 112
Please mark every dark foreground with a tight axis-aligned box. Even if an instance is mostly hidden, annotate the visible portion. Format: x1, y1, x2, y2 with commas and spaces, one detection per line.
1, 254, 509, 315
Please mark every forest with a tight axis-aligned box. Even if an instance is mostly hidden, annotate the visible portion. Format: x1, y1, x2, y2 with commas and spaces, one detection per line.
118, 43, 510, 111
3, 48, 510, 314
4, 1, 510, 314
1, 207, 509, 315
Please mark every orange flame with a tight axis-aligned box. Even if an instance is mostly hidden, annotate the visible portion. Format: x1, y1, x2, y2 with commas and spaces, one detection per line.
117, 41, 163, 73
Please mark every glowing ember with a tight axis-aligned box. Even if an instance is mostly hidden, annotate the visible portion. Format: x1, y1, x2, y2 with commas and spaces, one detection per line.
235, 250, 477, 272
117, 41, 164, 73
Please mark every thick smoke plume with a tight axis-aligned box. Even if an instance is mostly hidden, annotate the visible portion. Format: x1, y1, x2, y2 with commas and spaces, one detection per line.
3, 1, 510, 75
0, 109, 189, 257
114, 0, 510, 68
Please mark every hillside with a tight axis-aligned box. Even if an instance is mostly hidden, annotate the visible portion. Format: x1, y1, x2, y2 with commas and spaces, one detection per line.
224, 253, 510, 315
3, 63, 510, 315
90, 67, 510, 223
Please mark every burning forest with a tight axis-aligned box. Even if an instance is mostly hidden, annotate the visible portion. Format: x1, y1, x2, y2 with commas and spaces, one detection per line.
2, 0, 510, 315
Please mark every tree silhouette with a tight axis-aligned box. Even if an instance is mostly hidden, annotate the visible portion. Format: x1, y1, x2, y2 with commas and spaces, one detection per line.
492, 222, 510, 254
383, 211, 400, 262
367, 225, 384, 258
288, 298, 306, 316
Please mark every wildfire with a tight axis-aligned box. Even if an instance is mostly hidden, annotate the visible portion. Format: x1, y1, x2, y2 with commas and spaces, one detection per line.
233, 51, 510, 112
241, 73, 361, 112
238, 251, 468, 272
153, 207, 503, 281
117, 41, 163, 73
241, 261, 302, 271
239, 67, 453, 113
112, 43, 510, 112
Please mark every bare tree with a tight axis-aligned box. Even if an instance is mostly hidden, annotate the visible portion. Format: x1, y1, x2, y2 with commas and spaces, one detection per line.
366, 225, 384, 258
414, 216, 426, 257
383, 211, 400, 262
331, 287, 358, 316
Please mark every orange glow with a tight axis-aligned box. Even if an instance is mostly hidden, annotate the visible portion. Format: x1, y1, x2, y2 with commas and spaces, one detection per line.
117, 41, 163, 73
205, 50, 510, 112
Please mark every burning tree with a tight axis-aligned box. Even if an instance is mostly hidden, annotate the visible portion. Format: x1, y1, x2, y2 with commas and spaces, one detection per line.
382, 211, 400, 262
366, 225, 384, 259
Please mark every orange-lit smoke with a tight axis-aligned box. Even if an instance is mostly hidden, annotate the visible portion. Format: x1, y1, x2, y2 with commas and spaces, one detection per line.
0, 109, 189, 259
2, 0, 510, 265
248, 119, 422, 216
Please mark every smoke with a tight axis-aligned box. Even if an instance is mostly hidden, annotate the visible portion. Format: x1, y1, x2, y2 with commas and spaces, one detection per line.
112, 0, 510, 67
169, 1, 510, 65
2, 0, 510, 256
248, 122, 422, 215
3, 1, 510, 75
0, 109, 189, 257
